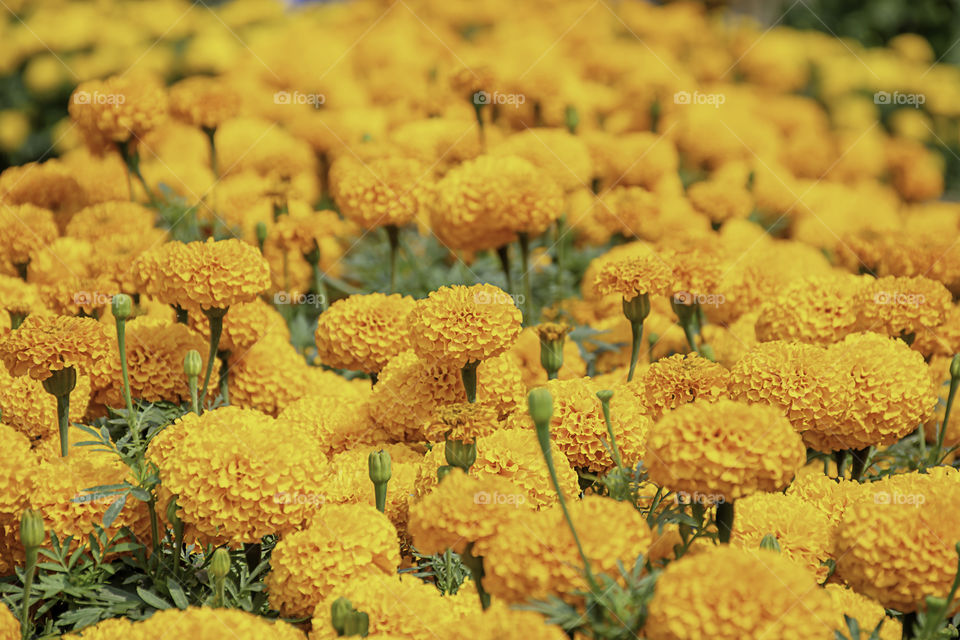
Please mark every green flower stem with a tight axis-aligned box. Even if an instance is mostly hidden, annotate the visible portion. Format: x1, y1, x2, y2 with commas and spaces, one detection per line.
217, 350, 231, 406
715, 500, 734, 543
472, 101, 486, 151
462, 542, 491, 610
42, 367, 76, 457
596, 390, 623, 470
116, 141, 157, 205
188, 375, 199, 415
934, 368, 960, 463
56, 393, 70, 458
10, 312, 26, 329
114, 316, 138, 437
174, 305, 189, 325
517, 232, 535, 325
495, 245, 512, 294
204, 126, 218, 179
312, 262, 329, 313
832, 450, 846, 477
461, 361, 479, 404
199, 308, 227, 413
243, 542, 261, 574
19, 545, 37, 640
848, 447, 871, 481
385, 224, 401, 294
147, 498, 161, 557
671, 300, 701, 355
373, 483, 387, 513
554, 215, 566, 291
627, 321, 644, 383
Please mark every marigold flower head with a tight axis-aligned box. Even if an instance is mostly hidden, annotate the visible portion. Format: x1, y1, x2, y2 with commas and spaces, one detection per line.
267, 207, 348, 258
279, 395, 385, 458
854, 275, 952, 340
755, 274, 863, 345
442, 602, 567, 640
0, 274, 43, 316
61, 607, 305, 640
409, 284, 522, 367
25, 237, 93, 286
621, 353, 730, 420
659, 244, 724, 302
0, 423, 37, 522
834, 469, 960, 613
491, 128, 592, 192
646, 546, 835, 640
0, 364, 91, 440
415, 428, 579, 508
39, 275, 119, 317
479, 496, 654, 604
266, 503, 400, 618
156, 406, 329, 543
133, 238, 270, 313
68, 74, 168, 148
731, 491, 834, 583
592, 249, 675, 300
687, 178, 753, 224
189, 296, 289, 354
645, 399, 806, 501
322, 445, 420, 529
0, 602, 18, 638
0, 203, 59, 266
0, 313, 110, 381
408, 470, 532, 556
168, 76, 241, 130
423, 402, 500, 444
0, 160, 85, 228
504, 325, 586, 386
315, 293, 416, 373
122, 317, 218, 404
64, 201, 155, 241
329, 155, 431, 230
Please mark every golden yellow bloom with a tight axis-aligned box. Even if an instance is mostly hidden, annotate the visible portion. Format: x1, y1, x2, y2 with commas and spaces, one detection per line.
834, 469, 960, 613
424, 402, 500, 444
122, 317, 218, 404
645, 399, 805, 501
0, 599, 18, 638
504, 325, 587, 386
441, 602, 568, 640
0, 423, 36, 521
731, 491, 834, 583
266, 503, 400, 618
156, 406, 329, 543
0, 161, 85, 230
491, 128, 591, 192
279, 395, 385, 458
408, 470, 532, 556
64, 201, 155, 241
315, 293, 416, 373
0, 203, 59, 266
755, 274, 863, 345
134, 238, 270, 313
592, 250, 675, 300
190, 297, 289, 354
0, 314, 110, 381
786, 471, 865, 537
506, 378, 648, 472
25, 237, 93, 286
0, 274, 43, 316
168, 76, 241, 130
62, 607, 305, 640
68, 74, 168, 148
479, 496, 654, 604
854, 275, 952, 339
620, 353, 730, 420
415, 428, 579, 508
409, 284, 522, 368
0, 364, 91, 440
39, 275, 119, 317
687, 178, 753, 224
646, 546, 835, 640
322, 445, 420, 529
329, 155, 431, 230
825, 584, 902, 640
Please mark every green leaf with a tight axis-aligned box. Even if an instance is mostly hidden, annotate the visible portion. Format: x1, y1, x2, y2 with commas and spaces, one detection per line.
136, 587, 172, 610
103, 494, 127, 528
129, 488, 152, 503
166, 578, 190, 610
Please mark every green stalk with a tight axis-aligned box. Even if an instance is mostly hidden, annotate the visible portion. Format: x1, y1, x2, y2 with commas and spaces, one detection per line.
386, 224, 401, 294
461, 361, 479, 404
147, 498, 161, 557
517, 232, 535, 325
56, 394, 70, 457
848, 447, 871, 481
715, 500, 734, 543
934, 371, 959, 464
373, 483, 387, 513
19, 547, 37, 640
462, 542, 491, 610
10, 312, 26, 329
117, 141, 157, 205
115, 317, 138, 438
627, 321, 643, 382
596, 390, 623, 470
217, 350, 231, 406
312, 262, 329, 312
204, 126, 219, 178
188, 375, 199, 415
198, 308, 227, 413
495, 245, 512, 294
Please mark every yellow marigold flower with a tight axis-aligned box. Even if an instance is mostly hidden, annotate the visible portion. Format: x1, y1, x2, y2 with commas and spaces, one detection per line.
279, 395, 385, 458
755, 274, 863, 345
189, 296, 289, 354
506, 378, 648, 473
424, 402, 500, 444
39, 275, 119, 317
620, 353, 730, 420
646, 546, 835, 640
389, 117, 485, 172
25, 237, 93, 286
834, 469, 960, 613
0, 160, 85, 228
134, 238, 270, 313
0, 364, 91, 440
409, 284, 522, 368
659, 244, 724, 302
329, 155, 430, 230
415, 428, 579, 508
0, 423, 36, 521
504, 325, 586, 386
0, 519, 24, 576
0, 600, 18, 638
825, 584, 902, 640
491, 128, 592, 192
429, 155, 563, 251
0, 314, 110, 381
854, 275, 952, 340
408, 470, 532, 556
122, 317, 218, 404
64, 201, 155, 241
592, 250, 675, 299
808, 332, 936, 451
0, 274, 43, 317
31, 448, 151, 543
687, 178, 753, 224
731, 491, 833, 583
68, 74, 168, 148
0, 203, 59, 266
646, 399, 806, 502
700, 311, 758, 368
309, 574, 467, 640
915, 306, 960, 360
168, 76, 241, 130
479, 496, 654, 604
787, 471, 864, 536
315, 293, 416, 373
157, 406, 329, 543
267, 207, 348, 258
440, 601, 566, 640
62, 607, 305, 640
322, 445, 420, 529
266, 503, 400, 618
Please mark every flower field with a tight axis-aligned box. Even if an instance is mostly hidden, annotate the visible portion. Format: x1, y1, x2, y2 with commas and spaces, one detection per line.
2, 0, 960, 638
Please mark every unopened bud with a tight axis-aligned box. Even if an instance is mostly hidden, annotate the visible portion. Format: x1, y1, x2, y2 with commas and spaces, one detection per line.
951, 353, 960, 380
41, 366, 77, 398
111, 293, 133, 321
184, 350, 203, 378
255, 221, 268, 248
444, 439, 477, 471
759, 534, 781, 552
331, 597, 352, 635
368, 450, 392, 485
20, 508, 45, 549
209, 547, 230, 580
622, 293, 651, 325
527, 388, 554, 428
536, 322, 570, 379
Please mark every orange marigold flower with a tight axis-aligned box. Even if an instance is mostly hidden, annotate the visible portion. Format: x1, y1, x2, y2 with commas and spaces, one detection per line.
0, 203, 59, 266
854, 275, 952, 340
329, 155, 431, 230
266, 503, 400, 618
825, 584, 902, 640
315, 293, 416, 373
645, 399, 805, 502
755, 274, 863, 345
0, 364, 91, 440
491, 128, 591, 192
61, 607, 305, 640
279, 395, 385, 458
0, 274, 43, 317
620, 353, 730, 420
64, 201, 156, 241
68, 75, 168, 149
0, 314, 110, 381
592, 249, 675, 300
322, 444, 420, 530
168, 76, 241, 130
122, 317, 218, 404
423, 401, 500, 444
0, 423, 37, 521
409, 284, 522, 368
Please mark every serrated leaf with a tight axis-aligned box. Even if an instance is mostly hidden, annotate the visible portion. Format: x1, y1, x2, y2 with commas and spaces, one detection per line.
103, 495, 127, 528
137, 587, 172, 610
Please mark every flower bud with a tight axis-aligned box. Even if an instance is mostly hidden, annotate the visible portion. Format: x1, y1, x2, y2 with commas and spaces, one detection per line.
622, 293, 651, 325
331, 597, 352, 635
527, 388, 554, 428
41, 366, 77, 398
255, 221, 268, 247
183, 350, 203, 378
344, 611, 369, 636
536, 322, 570, 379
951, 354, 960, 380
596, 389, 614, 404
759, 534, 780, 552
437, 465, 454, 483
111, 293, 133, 321
209, 547, 231, 580
368, 450, 392, 485
444, 439, 477, 471
20, 508, 45, 549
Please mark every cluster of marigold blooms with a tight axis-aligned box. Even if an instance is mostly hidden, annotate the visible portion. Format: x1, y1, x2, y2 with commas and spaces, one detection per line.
0, 0, 959, 638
